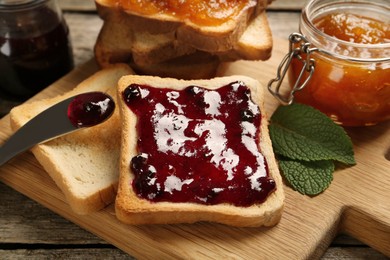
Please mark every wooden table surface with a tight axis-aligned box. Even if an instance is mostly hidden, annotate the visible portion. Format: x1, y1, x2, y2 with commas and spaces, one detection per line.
0, 1, 389, 259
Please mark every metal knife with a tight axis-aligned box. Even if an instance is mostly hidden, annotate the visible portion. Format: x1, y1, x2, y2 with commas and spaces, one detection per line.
0, 92, 115, 166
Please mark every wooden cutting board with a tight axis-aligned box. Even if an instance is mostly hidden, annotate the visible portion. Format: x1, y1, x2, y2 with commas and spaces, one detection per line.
0, 39, 389, 259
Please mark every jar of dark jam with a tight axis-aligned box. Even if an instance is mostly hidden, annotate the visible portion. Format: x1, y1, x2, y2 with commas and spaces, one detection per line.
0, 0, 74, 117
268, 0, 389, 126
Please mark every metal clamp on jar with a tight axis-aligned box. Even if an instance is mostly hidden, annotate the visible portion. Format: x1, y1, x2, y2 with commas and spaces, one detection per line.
268, 0, 390, 126
0, 0, 74, 117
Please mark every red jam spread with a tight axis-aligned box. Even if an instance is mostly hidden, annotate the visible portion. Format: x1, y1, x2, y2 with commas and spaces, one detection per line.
290, 13, 390, 126
111, 0, 256, 27
123, 81, 276, 206
67, 92, 115, 127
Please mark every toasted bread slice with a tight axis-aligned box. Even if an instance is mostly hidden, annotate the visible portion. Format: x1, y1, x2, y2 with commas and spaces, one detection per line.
9, 64, 134, 215
115, 75, 284, 227
95, 0, 270, 52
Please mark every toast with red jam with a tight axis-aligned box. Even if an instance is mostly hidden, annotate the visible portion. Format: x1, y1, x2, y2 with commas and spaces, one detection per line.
115, 75, 284, 226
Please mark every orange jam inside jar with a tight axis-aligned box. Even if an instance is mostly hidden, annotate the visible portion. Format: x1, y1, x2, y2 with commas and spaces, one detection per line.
288, 0, 390, 126
111, 0, 255, 26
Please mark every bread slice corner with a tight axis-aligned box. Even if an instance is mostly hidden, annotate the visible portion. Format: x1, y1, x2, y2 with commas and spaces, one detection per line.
218, 12, 273, 61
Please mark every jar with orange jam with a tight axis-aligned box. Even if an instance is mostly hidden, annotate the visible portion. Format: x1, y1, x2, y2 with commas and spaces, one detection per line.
269, 0, 390, 126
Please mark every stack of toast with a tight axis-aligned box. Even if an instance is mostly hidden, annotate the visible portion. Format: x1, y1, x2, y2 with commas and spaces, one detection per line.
94, 0, 274, 79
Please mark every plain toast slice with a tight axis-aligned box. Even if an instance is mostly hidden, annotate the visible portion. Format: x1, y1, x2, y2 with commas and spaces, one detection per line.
115, 75, 284, 227
9, 64, 134, 214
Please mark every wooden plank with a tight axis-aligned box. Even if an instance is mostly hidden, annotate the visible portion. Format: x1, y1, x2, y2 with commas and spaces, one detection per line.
0, 182, 102, 244
0, 184, 384, 258
0, 38, 389, 259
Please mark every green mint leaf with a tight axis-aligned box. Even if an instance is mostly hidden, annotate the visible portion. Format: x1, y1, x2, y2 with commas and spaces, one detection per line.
269, 103, 355, 165
278, 158, 334, 195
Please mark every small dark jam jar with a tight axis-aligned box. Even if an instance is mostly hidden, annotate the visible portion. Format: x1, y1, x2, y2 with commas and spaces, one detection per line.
0, 0, 74, 117
269, 0, 389, 126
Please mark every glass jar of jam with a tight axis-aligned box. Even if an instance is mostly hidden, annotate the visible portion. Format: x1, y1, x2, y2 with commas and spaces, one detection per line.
269, 0, 390, 126
0, 0, 74, 117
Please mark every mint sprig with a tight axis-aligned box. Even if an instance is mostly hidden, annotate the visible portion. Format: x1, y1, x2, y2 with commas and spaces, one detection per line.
269, 103, 355, 195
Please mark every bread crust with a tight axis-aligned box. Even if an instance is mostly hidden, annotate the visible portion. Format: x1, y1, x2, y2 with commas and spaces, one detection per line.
115, 75, 284, 226
9, 64, 135, 214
